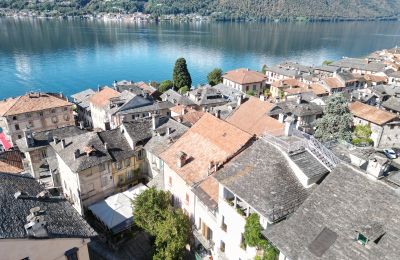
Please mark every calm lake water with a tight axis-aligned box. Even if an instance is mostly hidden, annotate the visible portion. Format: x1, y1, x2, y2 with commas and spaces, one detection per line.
1, 18, 400, 99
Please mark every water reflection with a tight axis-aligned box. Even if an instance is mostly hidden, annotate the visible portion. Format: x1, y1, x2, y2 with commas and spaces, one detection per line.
0, 18, 400, 98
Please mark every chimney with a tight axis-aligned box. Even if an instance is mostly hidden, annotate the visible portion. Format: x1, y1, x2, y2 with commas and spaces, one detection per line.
176, 151, 187, 168
152, 114, 159, 130
53, 136, 59, 144
166, 127, 171, 135
181, 107, 186, 115
74, 149, 80, 160
284, 115, 295, 136
237, 95, 242, 106
61, 139, 66, 149
215, 110, 221, 119
260, 95, 265, 101
113, 80, 117, 87
104, 142, 108, 150
296, 95, 302, 104
79, 121, 84, 130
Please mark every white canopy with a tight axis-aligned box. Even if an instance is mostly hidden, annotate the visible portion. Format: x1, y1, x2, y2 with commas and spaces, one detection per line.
89, 183, 148, 232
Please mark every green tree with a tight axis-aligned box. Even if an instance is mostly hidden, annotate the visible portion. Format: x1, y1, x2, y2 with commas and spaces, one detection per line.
207, 68, 223, 86
315, 94, 353, 142
158, 80, 174, 93
153, 209, 191, 260
322, 60, 333, 65
246, 90, 256, 96
133, 187, 172, 236
178, 86, 189, 94
173, 58, 192, 90
244, 213, 262, 247
261, 64, 267, 74
352, 124, 373, 146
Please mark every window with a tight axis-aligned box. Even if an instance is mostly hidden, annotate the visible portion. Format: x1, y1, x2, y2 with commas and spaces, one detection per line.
26, 113, 32, 118
28, 121, 34, 127
125, 158, 131, 167
15, 124, 20, 130
51, 109, 56, 114
137, 149, 144, 159
64, 247, 79, 260
253, 85, 256, 91
221, 216, 227, 232
17, 135, 22, 139
64, 107, 68, 111
87, 183, 94, 192
41, 149, 47, 158
98, 163, 105, 171
38, 112, 44, 117
101, 174, 109, 187
240, 233, 247, 250
185, 193, 189, 205
220, 241, 225, 253
51, 116, 58, 124
115, 161, 122, 170
168, 176, 172, 186
126, 169, 134, 181
118, 175, 124, 185
12, 116, 17, 121
64, 114, 70, 121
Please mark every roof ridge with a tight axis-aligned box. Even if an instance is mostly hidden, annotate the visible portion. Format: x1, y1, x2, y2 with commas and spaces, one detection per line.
2, 96, 21, 116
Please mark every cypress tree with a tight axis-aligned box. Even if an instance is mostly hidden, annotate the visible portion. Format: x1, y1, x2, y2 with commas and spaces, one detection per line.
173, 58, 192, 90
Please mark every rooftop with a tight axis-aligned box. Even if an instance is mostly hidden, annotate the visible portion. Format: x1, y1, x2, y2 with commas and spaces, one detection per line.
215, 139, 311, 222
331, 58, 386, 73
265, 163, 400, 260
51, 132, 112, 172
226, 97, 284, 136
71, 89, 95, 110
0, 172, 96, 239
188, 86, 228, 106
90, 87, 120, 108
349, 101, 397, 125
382, 97, 400, 113
98, 129, 135, 162
223, 68, 266, 84
0, 93, 72, 116
160, 113, 252, 186
269, 99, 323, 117
160, 89, 195, 106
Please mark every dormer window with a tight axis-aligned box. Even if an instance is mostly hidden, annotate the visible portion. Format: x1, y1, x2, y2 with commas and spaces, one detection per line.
357, 233, 368, 245
356, 222, 385, 246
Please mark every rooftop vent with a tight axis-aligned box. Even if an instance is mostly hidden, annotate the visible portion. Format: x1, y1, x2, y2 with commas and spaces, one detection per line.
14, 190, 28, 199
83, 145, 96, 156
356, 222, 385, 246
36, 190, 50, 199
24, 219, 48, 238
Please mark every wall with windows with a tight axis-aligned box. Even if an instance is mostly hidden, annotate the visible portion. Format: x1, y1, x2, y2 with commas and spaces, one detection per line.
112, 153, 145, 193
222, 79, 265, 97
3, 105, 74, 145
0, 238, 91, 260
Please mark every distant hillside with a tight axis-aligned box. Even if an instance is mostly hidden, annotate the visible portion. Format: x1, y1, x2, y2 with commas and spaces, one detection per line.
1, 0, 400, 21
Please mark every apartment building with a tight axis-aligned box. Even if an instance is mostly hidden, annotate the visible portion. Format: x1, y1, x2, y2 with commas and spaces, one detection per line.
0, 92, 74, 146
223, 68, 267, 96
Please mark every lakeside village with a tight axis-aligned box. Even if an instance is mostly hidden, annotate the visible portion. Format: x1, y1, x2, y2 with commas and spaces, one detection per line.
2, 46, 400, 260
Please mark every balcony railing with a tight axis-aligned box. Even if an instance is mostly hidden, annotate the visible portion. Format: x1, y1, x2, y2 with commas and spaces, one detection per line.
193, 227, 214, 250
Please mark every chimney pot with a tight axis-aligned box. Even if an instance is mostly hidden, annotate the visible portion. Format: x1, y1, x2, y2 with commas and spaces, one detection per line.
152, 114, 159, 130
61, 139, 66, 149
79, 121, 84, 130
74, 149, 80, 159
177, 151, 187, 168
104, 142, 108, 150
166, 127, 171, 135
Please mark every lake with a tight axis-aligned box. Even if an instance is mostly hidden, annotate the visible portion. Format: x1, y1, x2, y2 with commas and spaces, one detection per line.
1, 18, 400, 99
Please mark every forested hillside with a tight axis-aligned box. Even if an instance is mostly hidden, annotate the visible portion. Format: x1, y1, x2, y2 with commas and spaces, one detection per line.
1, 0, 400, 20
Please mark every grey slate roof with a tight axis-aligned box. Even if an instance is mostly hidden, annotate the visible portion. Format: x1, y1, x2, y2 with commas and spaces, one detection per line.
160, 89, 195, 106
372, 84, 400, 97
269, 100, 323, 117
118, 101, 174, 115
144, 118, 188, 157
51, 132, 112, 172
17, 126, 88, 152
215, 139, 311, 222
122, 119, 153, 147
71, 89, 95, 110
188, 86, 229, 106
388, 70, 400, 79
211, 83, 243, 101
331, 58, 386, 73
0, 172, 96, 239
382, 97, 400, 113
279, 61, 313, 73
265, 163, 400, 260
314, 65, 340, 73
290, 151, 329, 179
98, 129, 135, 162
267, 66, 299, 78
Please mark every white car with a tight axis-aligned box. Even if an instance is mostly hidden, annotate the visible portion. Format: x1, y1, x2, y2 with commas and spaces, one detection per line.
384, 149, 397, 159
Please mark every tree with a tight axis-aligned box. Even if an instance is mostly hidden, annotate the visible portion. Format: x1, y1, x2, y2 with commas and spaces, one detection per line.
153, 209, 191, 260
261, 64, 267, 74
207, 68, 223, 86
244, 213, 262, 248
314, 94, 353, 142
178, 86, 189, 94
158, 80, 174, 93
133, 187, 172, 236
322, 60, 333, 65
244, 213, 279, 260
173, 58, 192, 90
352, 124, 373, 146
246, 90, 255, 96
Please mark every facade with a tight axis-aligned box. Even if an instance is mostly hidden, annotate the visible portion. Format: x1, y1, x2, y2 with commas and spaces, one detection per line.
0, 172, 96, 260
350, 101, 400, 148
223, 68, 267, 96
265, 66, 299, 85
0, 92, 74, 146
71, 89, 95, 129
51, 132, 114, 215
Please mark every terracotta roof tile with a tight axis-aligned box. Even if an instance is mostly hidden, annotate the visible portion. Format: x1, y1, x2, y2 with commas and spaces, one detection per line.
90, 87, 120, 108
226, 97, 284, 136
0, 93, 72, 116
160, 113, 252, 185
350, 101, 397, 125
324, 77, 345, 89
309, 83, 329, 96
0, 161, 23, 174
364, 74, 388, 83
223, 68, 266, 84
196, 176, 219, 209
173, 110, 205, 126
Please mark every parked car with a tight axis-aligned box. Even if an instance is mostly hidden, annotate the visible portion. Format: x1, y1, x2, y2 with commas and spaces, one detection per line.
384, 149, 398, 159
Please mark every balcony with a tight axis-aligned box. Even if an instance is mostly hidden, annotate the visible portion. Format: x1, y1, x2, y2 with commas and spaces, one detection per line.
224, 194, 253, 219
193, 227, 214, 251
